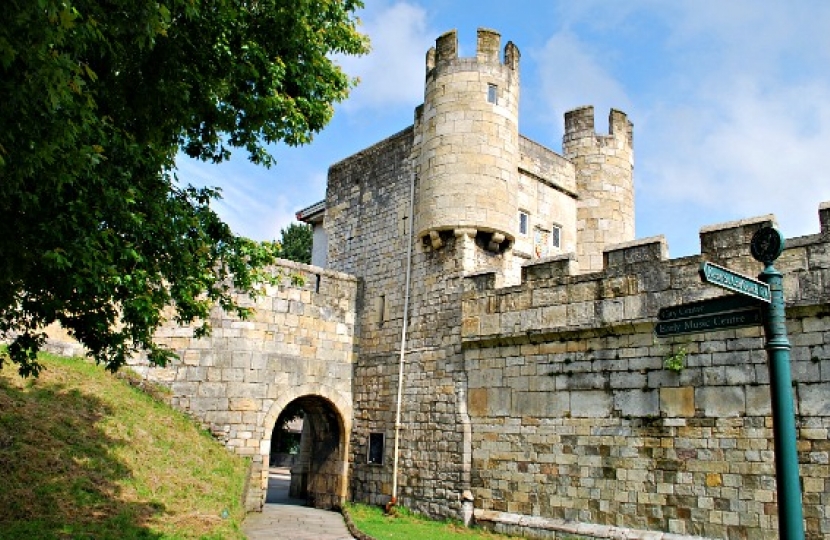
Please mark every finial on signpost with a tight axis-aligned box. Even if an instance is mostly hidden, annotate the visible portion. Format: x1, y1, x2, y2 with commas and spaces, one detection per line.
751, 226, 804, 540
751, 226, 785, 265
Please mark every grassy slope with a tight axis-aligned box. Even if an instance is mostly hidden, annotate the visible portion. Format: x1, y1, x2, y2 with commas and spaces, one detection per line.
0, 354, 249, 540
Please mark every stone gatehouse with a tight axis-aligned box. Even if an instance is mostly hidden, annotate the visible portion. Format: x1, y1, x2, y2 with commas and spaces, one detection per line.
128, 260, 358, 511
120, 29, 829, 539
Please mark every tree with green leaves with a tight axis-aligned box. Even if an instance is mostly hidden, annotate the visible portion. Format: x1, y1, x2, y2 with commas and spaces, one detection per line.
277, 223, 313, 265
0, 0, 368, 376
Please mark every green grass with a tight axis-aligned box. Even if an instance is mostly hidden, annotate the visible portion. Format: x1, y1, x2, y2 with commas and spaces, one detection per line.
0, 353, 249, 539
345, 503, 522, 540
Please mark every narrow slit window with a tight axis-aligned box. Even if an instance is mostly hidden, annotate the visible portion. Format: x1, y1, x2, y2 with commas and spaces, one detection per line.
518, 211, 529, 235
376, 294, 386, 327
487, 84, 498, 104
368, 433, 384, 464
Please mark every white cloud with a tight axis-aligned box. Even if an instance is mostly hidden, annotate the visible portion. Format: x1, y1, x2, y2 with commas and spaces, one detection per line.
632, 2, 830, 244
336, 2, 435, 112
523, 1, 830, 254
530, 31, 632, 140
642, 82, 830, 240
663, 1, 830, 66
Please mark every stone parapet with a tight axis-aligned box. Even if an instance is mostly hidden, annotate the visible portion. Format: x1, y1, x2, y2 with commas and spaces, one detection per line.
461, 204, 830, 539
463, 206, 830, 344
518, 136, 576, 195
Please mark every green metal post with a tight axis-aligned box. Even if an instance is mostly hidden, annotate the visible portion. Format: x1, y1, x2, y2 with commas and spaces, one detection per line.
759, 262, 805, 540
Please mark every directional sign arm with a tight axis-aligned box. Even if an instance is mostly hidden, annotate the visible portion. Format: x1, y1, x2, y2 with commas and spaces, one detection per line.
699, 262, 771, 303
658, 294, 762, 321
654, 308, 763, 337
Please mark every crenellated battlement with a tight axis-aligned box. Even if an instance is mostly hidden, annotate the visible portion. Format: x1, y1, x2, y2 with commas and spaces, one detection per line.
461, 201, 830, 344
563, 106, 633, 149
426, 28, 520, 75
460, 203, 830, 540
430, 30, 456, 69
821, 200, 830, 233
476, 28, 500, 64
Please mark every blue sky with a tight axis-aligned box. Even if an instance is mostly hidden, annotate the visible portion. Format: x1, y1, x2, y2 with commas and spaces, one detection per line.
178, 0, 830, 258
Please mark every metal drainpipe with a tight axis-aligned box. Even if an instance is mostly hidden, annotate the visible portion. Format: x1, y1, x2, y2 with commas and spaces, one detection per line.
390, 172, 416, 506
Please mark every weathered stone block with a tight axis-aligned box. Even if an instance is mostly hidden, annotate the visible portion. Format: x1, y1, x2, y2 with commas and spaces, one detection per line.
660, 386, 695, 417
697, 386, 745, 417
570, 390, 611, 417
487, 388, 512, 417
468, 388, 488, 417
230, 398, 260, 412
799, 383, 830, 415
745, 385, 772, 416
197, 382, 227, 398
614, 389, 658, 418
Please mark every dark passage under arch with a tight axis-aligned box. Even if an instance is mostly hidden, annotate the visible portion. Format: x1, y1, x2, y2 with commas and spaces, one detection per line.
268, 395, 345, 510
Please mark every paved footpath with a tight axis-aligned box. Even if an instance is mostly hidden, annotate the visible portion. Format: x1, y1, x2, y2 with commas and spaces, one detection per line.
242, 468, 354, 540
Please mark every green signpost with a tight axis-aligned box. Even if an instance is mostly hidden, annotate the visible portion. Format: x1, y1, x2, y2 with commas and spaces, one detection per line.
657, 226, 803, 539
750, 227, 804, 540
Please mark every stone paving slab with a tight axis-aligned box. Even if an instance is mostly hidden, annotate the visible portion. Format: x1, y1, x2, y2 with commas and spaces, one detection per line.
242, 468, 354, 540
243, 504, 354, 540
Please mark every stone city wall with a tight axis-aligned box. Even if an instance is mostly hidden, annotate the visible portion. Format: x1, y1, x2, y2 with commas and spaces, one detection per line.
461, 205, 830, 539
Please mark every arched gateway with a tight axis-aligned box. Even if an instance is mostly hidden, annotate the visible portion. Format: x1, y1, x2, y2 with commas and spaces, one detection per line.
257, 387, 352, 510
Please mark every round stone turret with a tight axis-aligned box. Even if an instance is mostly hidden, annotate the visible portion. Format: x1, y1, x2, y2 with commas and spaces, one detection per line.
414, 29, 521, 251
563, 106, 634, 272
